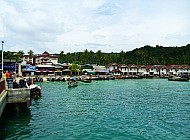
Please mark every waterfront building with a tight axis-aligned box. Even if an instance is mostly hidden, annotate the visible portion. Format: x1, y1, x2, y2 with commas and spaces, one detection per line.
22, 55, 33, 65
22, 51, 58, 66
128, 64, 138, 75
105, 63, 190, 77
106, 63, 118, 72
33, 51, 58, 65
157, 65, 168, 77
81, 64, 95, 75
0, 59, 21, 77
61, 63, 71, 75
35, 65, 55, 76
137, 65, 149, 77
146, 65, 158, 77
120, 64, 128, 75
168, 65, 177, 75
93, 65, 109, 75
177, 65, 189, 75
55, 64, 64, 76
106, 63, 122, 76
111, 69, 121, 76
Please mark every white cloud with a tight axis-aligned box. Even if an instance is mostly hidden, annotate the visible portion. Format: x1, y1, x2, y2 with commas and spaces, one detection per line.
0, 0, 189, 54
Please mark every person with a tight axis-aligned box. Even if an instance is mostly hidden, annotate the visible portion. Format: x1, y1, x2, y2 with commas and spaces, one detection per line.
12, 72, 17, 81
24, 78, 29, 88
3, 71, 6, 80
5, 70, 10, 78
19, 77, 28, 88
13, 80, 19, 88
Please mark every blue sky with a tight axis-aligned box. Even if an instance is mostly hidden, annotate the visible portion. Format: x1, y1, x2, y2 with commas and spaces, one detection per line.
0, 0, 190, 54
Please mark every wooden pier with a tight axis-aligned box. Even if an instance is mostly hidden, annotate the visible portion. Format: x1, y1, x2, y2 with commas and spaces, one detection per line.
0, 80, 30, 117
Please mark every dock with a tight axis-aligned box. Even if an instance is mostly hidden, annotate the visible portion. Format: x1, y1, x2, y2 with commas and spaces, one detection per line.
0, 79, 30, 117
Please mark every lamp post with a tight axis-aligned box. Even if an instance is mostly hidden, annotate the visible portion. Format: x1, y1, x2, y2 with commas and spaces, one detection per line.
1, 41, 4, 80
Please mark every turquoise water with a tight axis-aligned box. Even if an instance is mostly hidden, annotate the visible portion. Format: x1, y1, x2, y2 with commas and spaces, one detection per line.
0, 79, 190, 140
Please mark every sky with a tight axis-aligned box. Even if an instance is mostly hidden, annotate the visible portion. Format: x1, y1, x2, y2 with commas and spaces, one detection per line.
0, 0, 190, 54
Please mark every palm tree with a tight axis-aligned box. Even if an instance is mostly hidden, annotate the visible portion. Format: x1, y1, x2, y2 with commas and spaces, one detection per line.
96, 50, 102, 65
89, 50, 94, 64
120, 50, 125, 64
28, 50, 34, 57
68, 62, 81, 75
59, 51, 64, 63
17, 50, 24, 58
83, 49, 90, 64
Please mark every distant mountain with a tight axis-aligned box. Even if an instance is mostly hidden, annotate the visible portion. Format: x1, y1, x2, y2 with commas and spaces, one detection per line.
126, 44, 190, 65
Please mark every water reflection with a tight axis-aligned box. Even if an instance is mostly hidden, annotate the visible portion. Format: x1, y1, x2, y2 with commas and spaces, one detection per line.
0, 103, 31, 139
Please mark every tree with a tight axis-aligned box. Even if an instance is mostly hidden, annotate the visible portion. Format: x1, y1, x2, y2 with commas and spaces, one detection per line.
89, 50, 94, 64
68, 62, 81, 75
83, 49, 90, 64
28, 50, 34, 57
57, 44, 190, 65
17, 50, 24, 58
96, 50, 102, 65
59, 51, 64, 63
119, 50, 126, 64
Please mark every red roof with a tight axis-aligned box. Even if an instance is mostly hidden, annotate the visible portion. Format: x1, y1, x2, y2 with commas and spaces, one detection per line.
111, 69, 121, 72
42, 51, 50, 56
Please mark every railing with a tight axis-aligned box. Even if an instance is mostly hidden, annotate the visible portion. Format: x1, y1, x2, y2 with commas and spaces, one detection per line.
0, 80, 6, 94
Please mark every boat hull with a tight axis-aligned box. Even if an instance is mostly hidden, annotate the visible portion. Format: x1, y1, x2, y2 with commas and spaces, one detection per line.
68, 82, 78, 87
168, 76, 189, 82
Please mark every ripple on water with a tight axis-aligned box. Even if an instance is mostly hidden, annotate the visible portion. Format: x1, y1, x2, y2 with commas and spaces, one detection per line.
0, 79, 190, 140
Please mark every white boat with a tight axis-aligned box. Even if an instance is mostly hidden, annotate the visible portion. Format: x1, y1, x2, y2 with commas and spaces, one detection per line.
68, 78, 78, 87
168, 74, 189, 82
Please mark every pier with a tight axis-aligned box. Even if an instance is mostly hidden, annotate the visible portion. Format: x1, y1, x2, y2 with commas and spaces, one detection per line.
0, 80, 30, 117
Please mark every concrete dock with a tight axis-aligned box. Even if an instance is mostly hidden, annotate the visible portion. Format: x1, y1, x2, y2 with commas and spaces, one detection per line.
0, 80, 31, 117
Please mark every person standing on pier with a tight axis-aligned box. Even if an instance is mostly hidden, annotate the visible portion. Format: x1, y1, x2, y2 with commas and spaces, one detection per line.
12, 72, 17, 81
3, 71, 6, 80
5, 70, 10, 78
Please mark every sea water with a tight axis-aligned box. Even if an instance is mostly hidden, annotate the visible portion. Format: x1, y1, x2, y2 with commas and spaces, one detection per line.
0, 79, 190, 140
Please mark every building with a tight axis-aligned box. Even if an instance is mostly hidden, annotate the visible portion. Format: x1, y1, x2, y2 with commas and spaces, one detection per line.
35, 65, 55, 76
106, 63, 190, 77
33, 51, 58, 65
22, 55, 33, 65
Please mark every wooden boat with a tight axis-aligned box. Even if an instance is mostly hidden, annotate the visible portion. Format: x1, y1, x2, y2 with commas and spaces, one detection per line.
80, 76, 92, 83
29, 84, 42, 98
81, 79, 92, 83
68, 78, 78, 87
168, 74, 189, 82
68, 81, 78, 87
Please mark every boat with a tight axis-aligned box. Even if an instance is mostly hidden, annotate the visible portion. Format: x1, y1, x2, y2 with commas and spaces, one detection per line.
29, 84, 42, 98
81, 79, 92, 83
68, 78, 78, 87
168, 74, 189, 82
80, 76, 92, 83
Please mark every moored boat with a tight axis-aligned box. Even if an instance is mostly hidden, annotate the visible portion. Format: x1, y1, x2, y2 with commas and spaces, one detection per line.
81, 79, 92, 83
80, 76, 92, 83
168, 74, 189, 82
68, 78, 78, 87
29, 84, 42, 98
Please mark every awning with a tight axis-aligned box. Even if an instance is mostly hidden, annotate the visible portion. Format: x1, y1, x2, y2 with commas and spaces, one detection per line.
87, 71, 95, 75
62, 69, 71, 72
35, 70, 54, 72
56, 69, 61, 72
83, 70, 95, 75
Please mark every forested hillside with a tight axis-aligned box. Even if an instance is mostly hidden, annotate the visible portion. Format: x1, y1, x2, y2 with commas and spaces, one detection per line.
59, 44, 190, 65
1, 44, 189, 65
